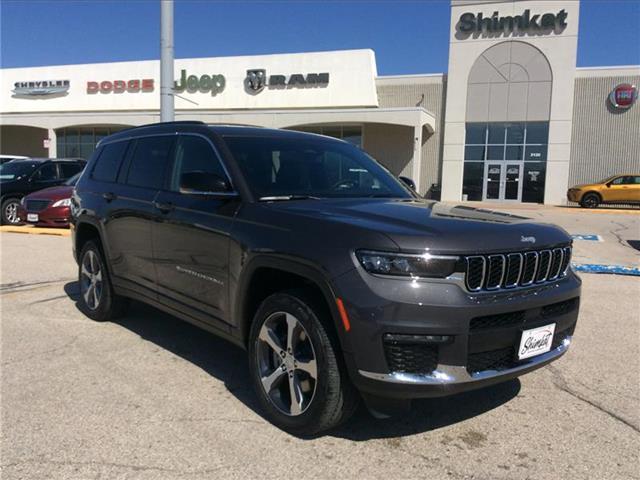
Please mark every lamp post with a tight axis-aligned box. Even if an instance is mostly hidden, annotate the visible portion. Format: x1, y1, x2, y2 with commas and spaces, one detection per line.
160, 0, 174, 122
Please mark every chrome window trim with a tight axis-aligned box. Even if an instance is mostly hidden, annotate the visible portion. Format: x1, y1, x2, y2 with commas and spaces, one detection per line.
97, 131, 238, 195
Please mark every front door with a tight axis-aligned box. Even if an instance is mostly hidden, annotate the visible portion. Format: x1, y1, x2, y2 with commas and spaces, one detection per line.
483, 163, 523, 201
152, 134, 239, 326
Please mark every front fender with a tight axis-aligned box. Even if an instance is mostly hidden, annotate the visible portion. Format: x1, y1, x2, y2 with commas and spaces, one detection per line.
233, 253, 354, 353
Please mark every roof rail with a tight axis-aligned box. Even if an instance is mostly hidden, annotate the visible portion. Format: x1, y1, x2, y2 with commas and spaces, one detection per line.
122, 120, 206, 131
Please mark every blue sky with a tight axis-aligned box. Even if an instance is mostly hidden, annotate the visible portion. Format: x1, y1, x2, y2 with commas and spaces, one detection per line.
1, 1, 638, 74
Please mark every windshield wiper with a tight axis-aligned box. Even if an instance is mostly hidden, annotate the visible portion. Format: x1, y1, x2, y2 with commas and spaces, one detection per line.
258, 195, 322, 202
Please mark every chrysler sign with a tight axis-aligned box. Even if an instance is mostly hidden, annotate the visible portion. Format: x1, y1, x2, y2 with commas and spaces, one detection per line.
12, 80, 70, 96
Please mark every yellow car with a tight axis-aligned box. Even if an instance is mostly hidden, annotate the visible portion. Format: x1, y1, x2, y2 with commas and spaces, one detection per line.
567, 175, 640, 208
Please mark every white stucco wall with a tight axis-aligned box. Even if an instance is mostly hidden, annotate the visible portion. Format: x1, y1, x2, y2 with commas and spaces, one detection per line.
0, 49, 379, 114
441, 0, 580, 205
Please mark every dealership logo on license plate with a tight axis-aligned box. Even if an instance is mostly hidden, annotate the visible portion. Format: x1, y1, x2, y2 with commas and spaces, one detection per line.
518, 323, 556, 360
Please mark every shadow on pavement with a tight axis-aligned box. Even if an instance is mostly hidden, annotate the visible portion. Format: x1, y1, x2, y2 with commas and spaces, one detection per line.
64, 281, 521, 440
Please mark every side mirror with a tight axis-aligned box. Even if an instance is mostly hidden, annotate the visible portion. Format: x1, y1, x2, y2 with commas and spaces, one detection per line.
399, 176, 416, 190
179, 171, 230, 194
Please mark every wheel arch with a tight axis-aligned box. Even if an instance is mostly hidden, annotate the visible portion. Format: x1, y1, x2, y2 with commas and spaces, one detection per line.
73, 217, 108, 264
582, 190, 602, 201
235, 255, 349, 352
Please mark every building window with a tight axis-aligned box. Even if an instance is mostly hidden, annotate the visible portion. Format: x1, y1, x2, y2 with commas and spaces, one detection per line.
287, 125, 362, 148
463, 122, 549, 203
56, 126, 127, 159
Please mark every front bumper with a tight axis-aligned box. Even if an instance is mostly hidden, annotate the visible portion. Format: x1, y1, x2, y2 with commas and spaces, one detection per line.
567, 190, 581, 202
18, 205, 71, 228
333, 266, 581, 399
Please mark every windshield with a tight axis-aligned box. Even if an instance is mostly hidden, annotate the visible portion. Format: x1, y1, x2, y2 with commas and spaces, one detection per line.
597, 175, 618, 184
223, 136, 413, 200
65, 171, 83, 186
0, 161, 39, 181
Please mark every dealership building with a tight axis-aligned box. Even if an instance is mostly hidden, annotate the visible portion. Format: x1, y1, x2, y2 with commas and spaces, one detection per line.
1, 0, 638, 204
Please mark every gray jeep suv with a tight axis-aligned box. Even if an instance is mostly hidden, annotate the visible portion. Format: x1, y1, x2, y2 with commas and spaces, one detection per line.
71, 122, 580, 435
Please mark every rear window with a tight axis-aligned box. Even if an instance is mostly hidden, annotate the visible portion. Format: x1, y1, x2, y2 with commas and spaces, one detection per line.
126, 136, 174, 189
92, 141, 129, 183
59, 162, 84, 179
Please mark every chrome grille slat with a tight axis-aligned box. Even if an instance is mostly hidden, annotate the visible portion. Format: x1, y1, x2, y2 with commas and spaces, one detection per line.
485, 255, 506, 290
505, 253, 523, 288
464, 246, 571, 292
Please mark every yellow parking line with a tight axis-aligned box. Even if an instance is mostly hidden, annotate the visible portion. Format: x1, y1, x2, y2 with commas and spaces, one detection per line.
0, 225, 71, 237
554, 207, 640, 215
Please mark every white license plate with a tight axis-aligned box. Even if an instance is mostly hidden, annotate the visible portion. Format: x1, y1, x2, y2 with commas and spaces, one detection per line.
27, 213, 39, 222
518, 323, 556, 360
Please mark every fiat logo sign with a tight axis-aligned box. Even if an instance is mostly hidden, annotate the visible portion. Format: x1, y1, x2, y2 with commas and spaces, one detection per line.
609, 83, 638, 109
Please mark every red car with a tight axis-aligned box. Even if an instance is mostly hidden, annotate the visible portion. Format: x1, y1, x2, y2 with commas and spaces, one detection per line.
18, 173, 80, 228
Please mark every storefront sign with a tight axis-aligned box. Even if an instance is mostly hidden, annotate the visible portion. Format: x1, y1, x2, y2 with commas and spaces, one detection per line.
458, 9, 568, 35
87, 79, 154, 94
609, 83, 638, 109
12, 80, 70, 96
173, 69, 225, 96
245, 69, 330, 94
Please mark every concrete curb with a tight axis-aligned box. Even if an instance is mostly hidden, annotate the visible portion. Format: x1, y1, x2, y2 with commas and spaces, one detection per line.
0, 226, 70, 237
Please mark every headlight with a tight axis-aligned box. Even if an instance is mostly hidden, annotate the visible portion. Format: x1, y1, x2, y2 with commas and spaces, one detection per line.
356, 250, 460, 278
52, 198, 71, 207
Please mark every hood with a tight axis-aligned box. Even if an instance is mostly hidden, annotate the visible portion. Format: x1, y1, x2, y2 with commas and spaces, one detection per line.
266, 199, 570, 254
25, 185, 73, 201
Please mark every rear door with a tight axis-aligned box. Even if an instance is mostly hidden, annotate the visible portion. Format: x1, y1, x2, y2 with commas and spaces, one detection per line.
101, 135, 175, 296
151, 134, 239, 325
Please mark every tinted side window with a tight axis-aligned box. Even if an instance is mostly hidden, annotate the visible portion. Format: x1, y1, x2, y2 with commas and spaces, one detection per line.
170, 136, 229, 191
33, 163, 58, 181
611, 177, 625, 185
59, 162, 84, 179
92, 141, 129, 183
126, 136, 174, 189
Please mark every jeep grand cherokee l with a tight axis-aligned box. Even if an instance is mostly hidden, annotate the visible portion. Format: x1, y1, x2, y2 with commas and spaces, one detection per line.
71, 122, 580, 435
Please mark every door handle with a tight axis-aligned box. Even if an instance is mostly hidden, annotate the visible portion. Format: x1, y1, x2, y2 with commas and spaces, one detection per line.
102, 192, 116, 202
153, 201, 174, 214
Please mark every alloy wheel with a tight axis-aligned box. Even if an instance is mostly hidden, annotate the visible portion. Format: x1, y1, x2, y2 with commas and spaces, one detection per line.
583, 195, 598, 208
80, 250, 103, 311
4, 201, 20, 224
256, 311, 318, 416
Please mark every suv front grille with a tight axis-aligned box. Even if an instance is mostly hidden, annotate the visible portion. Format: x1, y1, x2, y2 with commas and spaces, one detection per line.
25, 199, 50, 212
465, 246, 571, 292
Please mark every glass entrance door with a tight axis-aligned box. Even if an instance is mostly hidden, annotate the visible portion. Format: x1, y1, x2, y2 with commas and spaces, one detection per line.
483, 163, 523, 201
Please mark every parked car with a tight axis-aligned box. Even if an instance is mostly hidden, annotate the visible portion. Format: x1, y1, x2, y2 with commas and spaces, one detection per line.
71, 122, 580, 435
17, 172, 82, 227
0, 155, 29, 164
567, 174, 640, 208
0, 157, 86, 224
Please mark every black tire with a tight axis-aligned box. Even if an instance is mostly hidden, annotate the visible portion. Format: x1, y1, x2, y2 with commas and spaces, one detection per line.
248, 290, 358, 436
580, 193, 600, 209
1, 198, 22, 225
77, 240, 129, 321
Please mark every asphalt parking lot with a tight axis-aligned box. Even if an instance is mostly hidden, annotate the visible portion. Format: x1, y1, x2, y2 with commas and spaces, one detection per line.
1, 206, 638, 480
